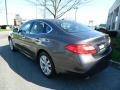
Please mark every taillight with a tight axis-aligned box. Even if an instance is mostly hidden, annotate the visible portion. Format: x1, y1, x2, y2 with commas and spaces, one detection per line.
65, 44, 96, 54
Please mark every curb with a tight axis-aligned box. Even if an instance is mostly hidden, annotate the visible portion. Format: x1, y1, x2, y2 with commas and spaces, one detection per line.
110, 60, 120, 70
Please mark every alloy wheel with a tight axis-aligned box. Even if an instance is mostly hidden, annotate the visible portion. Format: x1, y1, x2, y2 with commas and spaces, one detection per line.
39, 55, 52, 76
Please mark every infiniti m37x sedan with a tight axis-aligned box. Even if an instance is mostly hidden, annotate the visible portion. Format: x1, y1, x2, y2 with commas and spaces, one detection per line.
8, 19, 112, 78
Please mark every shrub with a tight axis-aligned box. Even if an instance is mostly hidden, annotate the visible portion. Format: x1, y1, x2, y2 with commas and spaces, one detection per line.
96, 28, 108, 34
107, 31, 118, 37
0, 25, 8, 29
0, 25, 13, 29
95, 29, 118, 37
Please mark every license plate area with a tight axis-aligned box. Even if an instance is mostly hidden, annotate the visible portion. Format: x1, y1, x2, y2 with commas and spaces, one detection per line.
99, 44, 105, 50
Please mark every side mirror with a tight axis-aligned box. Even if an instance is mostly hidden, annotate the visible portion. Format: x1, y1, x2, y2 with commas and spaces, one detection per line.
18, 29, 22, 33
13, 28, 18, 32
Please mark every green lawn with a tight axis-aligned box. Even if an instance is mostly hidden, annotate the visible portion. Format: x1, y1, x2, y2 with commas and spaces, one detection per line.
111, 37, 120, 62
0, 29, 11, 32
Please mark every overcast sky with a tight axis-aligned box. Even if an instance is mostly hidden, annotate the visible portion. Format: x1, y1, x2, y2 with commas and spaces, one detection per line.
0, 0, 115, 25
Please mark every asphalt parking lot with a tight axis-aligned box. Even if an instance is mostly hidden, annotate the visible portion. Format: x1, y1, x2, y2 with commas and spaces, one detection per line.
0, 32, 120, 90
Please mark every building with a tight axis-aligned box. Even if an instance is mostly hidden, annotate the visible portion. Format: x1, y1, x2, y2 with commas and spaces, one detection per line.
14, 14, 22, 26
107, 0, 120, 33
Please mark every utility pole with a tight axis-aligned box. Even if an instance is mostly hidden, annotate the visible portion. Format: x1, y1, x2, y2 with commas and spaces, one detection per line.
5, 0, 8, 25
36, 0, 38, 19
43, 0, 46, 19
74, 7, 78, 21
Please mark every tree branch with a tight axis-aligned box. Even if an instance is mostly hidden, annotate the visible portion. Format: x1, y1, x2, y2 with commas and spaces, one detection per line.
57, 0, 79, 18
45, 6, 55, 16
26, 0, 91, 19
57, 0, 73, 13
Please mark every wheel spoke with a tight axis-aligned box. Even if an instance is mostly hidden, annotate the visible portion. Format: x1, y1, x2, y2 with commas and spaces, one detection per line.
42, 56, 47, 62
46, 60, 50, 64
40, 58, 45, 65
47, 64, 52, 68
43, 67, 46, 73
46, 67, 51, 75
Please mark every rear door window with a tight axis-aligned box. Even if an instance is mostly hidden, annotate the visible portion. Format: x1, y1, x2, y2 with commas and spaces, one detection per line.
30, 21, 52, 34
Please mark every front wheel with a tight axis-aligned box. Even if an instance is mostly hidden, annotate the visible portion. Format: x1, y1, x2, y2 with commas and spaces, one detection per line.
39, 52, 56, 78
9, 39, 15, 51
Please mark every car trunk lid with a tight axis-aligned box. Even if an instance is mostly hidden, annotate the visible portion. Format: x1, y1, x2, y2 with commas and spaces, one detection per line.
70, 31, 111, 54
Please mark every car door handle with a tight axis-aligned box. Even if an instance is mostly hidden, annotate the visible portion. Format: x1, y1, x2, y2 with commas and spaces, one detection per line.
22, 36, 26, 39
33, 38, 39, 41
45, 39, 49, 41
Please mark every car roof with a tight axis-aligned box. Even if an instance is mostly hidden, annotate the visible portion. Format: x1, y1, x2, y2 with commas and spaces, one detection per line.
31, 19, 68, 25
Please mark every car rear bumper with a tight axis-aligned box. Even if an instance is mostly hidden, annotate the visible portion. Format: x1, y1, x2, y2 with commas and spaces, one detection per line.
83, 52, 111, 76
69, 46, 112, 76
53, 46, 112, 76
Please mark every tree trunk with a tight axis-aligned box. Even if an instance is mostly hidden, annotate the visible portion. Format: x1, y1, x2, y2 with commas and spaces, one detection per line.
53, 14, 57, 19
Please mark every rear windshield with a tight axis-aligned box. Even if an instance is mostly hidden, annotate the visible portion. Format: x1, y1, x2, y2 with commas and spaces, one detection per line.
56, 20, 92, 33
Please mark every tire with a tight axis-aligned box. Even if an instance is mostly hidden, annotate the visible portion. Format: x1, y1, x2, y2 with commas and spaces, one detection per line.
39, 52, 56, 78
9, 39, 15, 51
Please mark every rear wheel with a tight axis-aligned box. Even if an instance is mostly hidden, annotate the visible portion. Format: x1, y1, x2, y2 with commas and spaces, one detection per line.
39, 52, 56, 78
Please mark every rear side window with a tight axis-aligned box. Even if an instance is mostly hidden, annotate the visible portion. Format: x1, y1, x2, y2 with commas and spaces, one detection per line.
56, 20, 92, 33
43, 23, 52, 33
30, 22, 44, 34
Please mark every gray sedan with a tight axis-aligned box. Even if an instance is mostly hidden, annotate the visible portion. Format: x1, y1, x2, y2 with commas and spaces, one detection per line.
8, 19, 112, 78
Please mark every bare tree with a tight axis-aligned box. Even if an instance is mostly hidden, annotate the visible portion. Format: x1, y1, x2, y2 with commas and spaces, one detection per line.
26, 0, 91, 19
